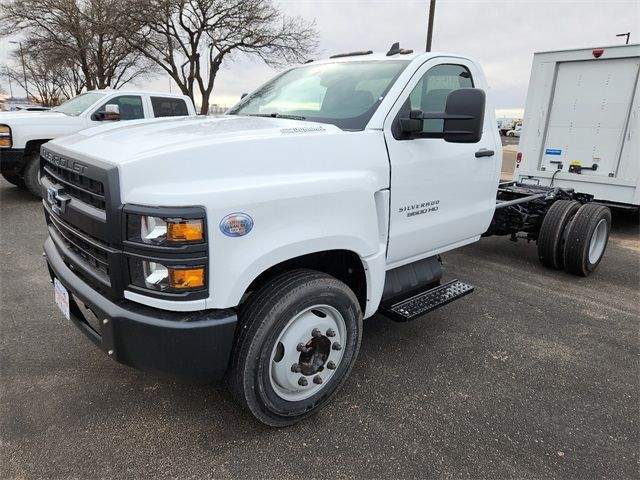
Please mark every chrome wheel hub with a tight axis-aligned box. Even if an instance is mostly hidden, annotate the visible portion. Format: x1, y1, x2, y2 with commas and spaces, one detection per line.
588, 218, 608, 264
269, 305, 346, 401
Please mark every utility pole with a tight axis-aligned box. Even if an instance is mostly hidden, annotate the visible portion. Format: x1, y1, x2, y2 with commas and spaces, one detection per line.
616, 32, 630, 45
4, 67, 14, 98
425, 0, 437, 52
9, 41, 30, 101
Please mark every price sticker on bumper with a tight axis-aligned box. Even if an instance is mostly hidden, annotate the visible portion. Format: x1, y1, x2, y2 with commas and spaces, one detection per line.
54, 278, 70, 320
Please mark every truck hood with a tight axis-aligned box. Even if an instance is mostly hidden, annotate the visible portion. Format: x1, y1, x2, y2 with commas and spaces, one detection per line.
0, 110, 76, 126
48, 115, 339, 164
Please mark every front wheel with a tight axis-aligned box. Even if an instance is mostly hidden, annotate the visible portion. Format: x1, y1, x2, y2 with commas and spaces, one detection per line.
23, 152, 42, 198
228, 269, 362, 426
1, 172, 25, 188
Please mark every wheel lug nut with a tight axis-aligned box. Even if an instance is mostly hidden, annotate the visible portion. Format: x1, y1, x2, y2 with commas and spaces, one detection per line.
312, 328, 322, 338
291, 363, 301, 373
327, 361, 336, 370
297, 343, 309, 353
298, 377, 308, 386
326, 328, 336, 337
332, 342, 342, 351
313, 375, 323, 384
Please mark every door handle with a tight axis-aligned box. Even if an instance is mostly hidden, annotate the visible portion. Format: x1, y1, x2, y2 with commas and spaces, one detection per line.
475, 149, 495, 158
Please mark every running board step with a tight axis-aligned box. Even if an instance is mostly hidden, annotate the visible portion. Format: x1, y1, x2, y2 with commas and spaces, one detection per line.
379, 279, 474, 322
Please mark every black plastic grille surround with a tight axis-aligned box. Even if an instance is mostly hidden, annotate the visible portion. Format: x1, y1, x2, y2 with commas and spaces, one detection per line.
41, 146, 209, 303
47, 211, 110, 279
41, 151, 106, 210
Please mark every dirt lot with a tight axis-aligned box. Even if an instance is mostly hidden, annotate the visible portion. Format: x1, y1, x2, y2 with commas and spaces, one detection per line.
1, 176, 638, 479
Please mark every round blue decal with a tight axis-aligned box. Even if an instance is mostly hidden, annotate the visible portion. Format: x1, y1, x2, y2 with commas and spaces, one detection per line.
220, 213, 253, 237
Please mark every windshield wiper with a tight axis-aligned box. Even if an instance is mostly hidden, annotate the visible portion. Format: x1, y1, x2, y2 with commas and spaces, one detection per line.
248, 113, 306, 121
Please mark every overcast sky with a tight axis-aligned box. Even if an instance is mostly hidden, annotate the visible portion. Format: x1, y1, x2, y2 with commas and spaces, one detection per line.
1, 0, 638, 116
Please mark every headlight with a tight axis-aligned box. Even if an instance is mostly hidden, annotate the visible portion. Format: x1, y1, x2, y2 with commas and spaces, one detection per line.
125, 206, 208, 297
127, 214, 204, 245
0, 124, 11, 148
130, 260, 206, 292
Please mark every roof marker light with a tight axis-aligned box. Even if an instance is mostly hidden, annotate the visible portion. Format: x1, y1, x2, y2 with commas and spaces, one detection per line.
592, 49, 604, 58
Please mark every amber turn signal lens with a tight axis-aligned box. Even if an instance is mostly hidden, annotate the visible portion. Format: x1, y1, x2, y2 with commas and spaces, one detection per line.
167, 220, 203, 242
0, 138, 11, 148
169, 267, 205, 289
0, 125, 10, 134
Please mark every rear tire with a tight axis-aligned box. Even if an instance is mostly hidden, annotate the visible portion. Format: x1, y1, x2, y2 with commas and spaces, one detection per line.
537, 200, 581, 269
563, 203, 611, 276
228, 269, 362, 427
1, 172, 25, 188
23, 152, 42, 198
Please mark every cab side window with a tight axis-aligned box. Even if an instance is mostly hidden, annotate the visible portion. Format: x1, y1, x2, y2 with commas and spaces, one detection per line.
150, 97, 189, 117
408, 64, 474, 134
96, 95, 144, 120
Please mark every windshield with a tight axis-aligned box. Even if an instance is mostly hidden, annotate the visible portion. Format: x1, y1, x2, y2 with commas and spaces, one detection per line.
52, 93, 106, 116
228, 60, 409, 130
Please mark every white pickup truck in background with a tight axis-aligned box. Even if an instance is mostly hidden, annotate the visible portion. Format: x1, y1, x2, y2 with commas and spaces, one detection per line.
0, 91, 196, 196
40, 43, 613, 426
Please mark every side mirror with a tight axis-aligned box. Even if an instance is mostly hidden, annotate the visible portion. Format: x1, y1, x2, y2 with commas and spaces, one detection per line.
104, 104, 120, 121
442, 89, 485, 143
399, 88, 486, 143
93, 104, 120, 121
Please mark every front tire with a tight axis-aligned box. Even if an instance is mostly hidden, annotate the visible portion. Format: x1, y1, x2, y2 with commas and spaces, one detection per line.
563, 203, 611, 276
228, 269, 362, 426
1, 172, 25, 188
23, 152, 42, 198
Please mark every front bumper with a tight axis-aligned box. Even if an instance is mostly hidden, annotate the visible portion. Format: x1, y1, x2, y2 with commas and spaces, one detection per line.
44, 237, 238, 381
0, 148, 25, 173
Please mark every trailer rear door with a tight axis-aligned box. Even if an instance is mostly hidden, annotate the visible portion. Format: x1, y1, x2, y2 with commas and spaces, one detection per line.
540, 57, 640, 178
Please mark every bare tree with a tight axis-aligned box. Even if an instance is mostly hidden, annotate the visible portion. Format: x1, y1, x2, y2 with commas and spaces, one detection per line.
2, 47, 63, 106
124, 0, 318, 114
0, 0, 157, 91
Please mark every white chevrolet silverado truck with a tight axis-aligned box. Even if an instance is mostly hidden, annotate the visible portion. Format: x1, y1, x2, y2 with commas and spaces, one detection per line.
40, 44, 612, 426
0, 90, 196, 196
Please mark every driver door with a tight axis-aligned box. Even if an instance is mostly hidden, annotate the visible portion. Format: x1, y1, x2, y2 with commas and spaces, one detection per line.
384, 59, 500, 266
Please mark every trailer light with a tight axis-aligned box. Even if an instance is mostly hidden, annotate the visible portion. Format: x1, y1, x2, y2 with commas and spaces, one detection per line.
137, 261, 206, 291
592, 49, 604, 58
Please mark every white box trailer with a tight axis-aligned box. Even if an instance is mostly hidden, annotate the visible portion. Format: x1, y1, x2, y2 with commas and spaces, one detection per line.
515, 44, 640, 208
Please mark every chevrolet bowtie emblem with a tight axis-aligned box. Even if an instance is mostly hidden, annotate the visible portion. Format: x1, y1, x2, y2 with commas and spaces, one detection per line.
47, 185, 71, 215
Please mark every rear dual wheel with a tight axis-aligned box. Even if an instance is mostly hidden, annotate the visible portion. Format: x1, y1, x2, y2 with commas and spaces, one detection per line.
538, 200, 581, 269
563, 204, 611, 276
228, 269, 362, 426
538, 201, 611, 276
